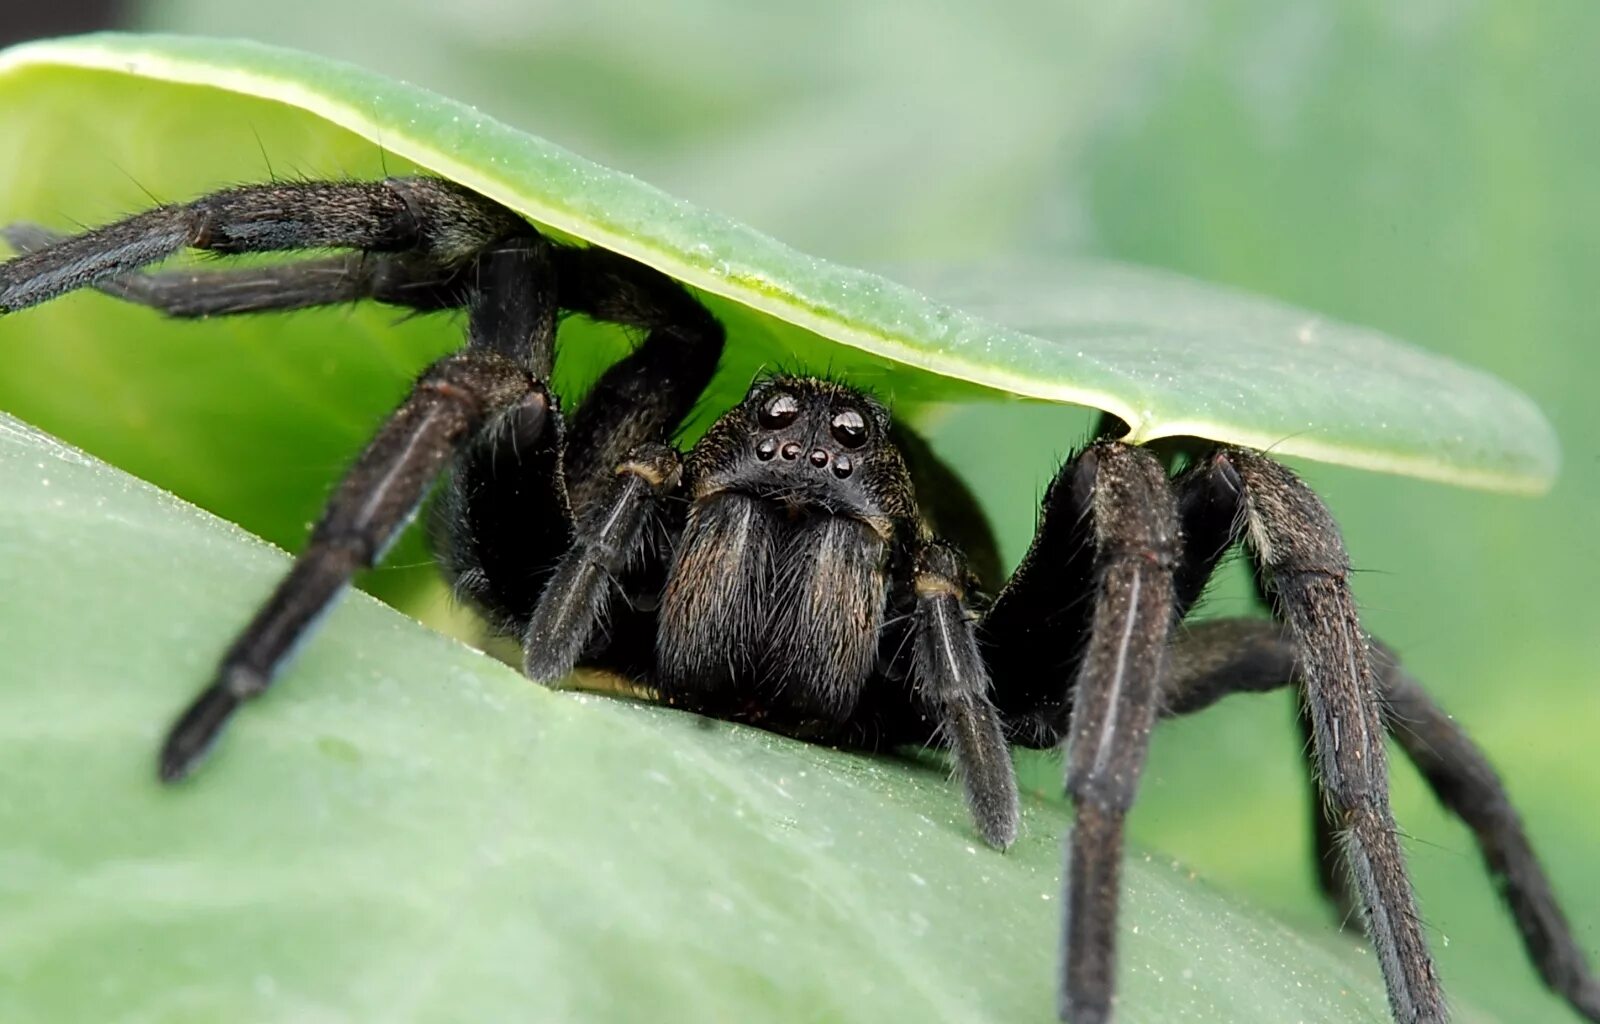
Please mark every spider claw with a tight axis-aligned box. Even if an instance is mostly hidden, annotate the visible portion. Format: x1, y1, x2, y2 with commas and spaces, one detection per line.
157, 684, 239, 783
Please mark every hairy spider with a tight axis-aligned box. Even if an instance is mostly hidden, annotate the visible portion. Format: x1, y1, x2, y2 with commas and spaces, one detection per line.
1, 176, 1594, 1024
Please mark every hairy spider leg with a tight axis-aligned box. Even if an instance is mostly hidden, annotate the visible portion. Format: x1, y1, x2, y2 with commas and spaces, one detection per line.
1179, 449, 1447, 1023
1163, 434, 1366, 922
898, 428, 1018, 847
158, 241, 556, 781
2, 224, 471, 317
1174, 456, 1419, 934
1161, 618, 1600, 1022
0, 183, 733, 681
551, 246, 726, 508
909, 539, 1019, 848
520, 443, 683, 682
58, 210, 593, 648
439, 247, 727, 681
1059, 445, 1178, 1024
1161, 435, 1376, 927
0, 177, 525, 314
984, 441, 1180, 1024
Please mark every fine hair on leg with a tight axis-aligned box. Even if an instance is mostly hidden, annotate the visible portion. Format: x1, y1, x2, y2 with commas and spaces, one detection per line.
1177, 449, 1447, 1023
1162, 617, 1600, 1022
910, 538, 1018, 848
157, 236, 561, 781
984, 440, 1179, 1024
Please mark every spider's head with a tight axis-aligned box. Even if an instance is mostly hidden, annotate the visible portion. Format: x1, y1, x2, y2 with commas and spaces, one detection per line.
685, 376, 915, 538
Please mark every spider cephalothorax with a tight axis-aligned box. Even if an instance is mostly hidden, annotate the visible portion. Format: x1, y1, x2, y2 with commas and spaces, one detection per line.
2, 176, 1596, 1024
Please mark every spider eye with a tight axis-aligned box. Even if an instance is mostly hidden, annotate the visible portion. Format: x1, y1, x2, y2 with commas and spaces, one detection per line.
830, 409, 868, 449
758, 392, 800, 429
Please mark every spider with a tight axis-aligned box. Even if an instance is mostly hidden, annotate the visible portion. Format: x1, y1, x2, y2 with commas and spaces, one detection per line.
1, 176, 1594, 1024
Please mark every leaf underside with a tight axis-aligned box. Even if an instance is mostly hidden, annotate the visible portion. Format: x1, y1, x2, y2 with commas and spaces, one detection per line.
0, 33, 1560, 494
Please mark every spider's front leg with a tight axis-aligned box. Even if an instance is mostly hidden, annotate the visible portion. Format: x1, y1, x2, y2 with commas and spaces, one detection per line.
159, 239, 556, 781
1178, 449, 1447, 1023
982, 441, 1180, 1024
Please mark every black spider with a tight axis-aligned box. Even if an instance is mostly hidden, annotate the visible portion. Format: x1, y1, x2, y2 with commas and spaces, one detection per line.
1, 176, 1594, 1024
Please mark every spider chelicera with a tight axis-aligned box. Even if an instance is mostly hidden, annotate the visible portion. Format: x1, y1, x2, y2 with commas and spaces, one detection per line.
1, 176, 1594, 1024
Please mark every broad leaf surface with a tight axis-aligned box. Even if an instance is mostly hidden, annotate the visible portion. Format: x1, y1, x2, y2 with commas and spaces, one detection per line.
0, 413, 1431, 1023
0, 33, 1558, 494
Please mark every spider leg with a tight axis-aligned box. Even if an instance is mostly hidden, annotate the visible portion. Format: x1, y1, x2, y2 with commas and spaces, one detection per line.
0, 177, 523, 313
985, 441, 1180, 1024
522, 443, 682, 683
1162, 618, 1600, 1022
523, 249, 726, 679
1057, 444, 1178, 1024
1298, 693, 1361, 920
3, 224, 471, 317
1379, 659, 1600, 1021
1178, 449, 1447, 1023
158, 240, 553, 782
910, 539, 1018, 848
1167, 441, 1362, 919
437, 246, 725, 679
980, 454, 1100, 749
554, 246, 725, 508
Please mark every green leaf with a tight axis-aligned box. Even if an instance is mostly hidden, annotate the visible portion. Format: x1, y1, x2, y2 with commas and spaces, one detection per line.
0, 32, 1558, 495
52, 9, 1596, 1024
0, 411, 1457, 1022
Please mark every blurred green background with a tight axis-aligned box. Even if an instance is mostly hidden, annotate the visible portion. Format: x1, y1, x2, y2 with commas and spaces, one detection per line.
4, 1, 1597, 1020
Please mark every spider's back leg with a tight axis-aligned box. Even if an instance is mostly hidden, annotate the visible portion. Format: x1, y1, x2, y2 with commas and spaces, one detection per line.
1161, 617, 1600, 1022
0, 176, 523, 314
2, 224, 472, 318
1176, 449, 1447, 1024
